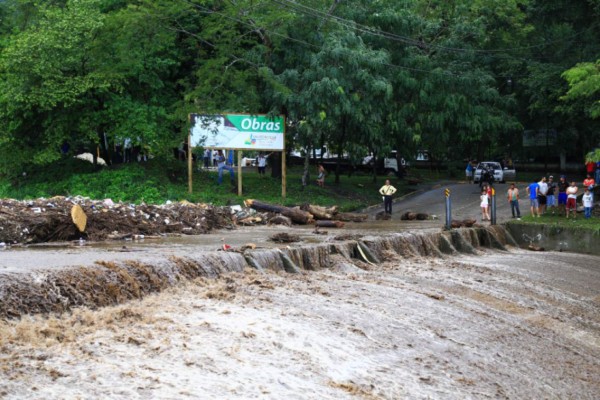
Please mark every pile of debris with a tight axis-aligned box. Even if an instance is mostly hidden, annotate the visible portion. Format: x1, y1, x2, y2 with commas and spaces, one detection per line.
0, 197, 371, 246
0, 196, 232, 245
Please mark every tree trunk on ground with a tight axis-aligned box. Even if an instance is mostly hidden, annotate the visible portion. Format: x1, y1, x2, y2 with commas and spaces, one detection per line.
300, 204, 338, 220
244, 199, 313, 224
315, 220, 344, 228
333, 212, 369, 222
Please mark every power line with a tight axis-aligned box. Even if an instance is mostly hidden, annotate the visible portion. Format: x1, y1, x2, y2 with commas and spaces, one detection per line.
271, 0, 594, 58
178, 0, 469, 78
270, 0, 597, 55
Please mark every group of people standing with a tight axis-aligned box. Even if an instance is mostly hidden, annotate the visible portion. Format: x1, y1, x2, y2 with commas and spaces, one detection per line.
524, 173, 595, 219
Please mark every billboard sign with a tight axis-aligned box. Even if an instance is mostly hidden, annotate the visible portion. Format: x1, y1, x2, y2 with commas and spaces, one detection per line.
190, 113, 285, 150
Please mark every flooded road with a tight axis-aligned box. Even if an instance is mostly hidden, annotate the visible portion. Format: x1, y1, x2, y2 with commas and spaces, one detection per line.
0, 222, 440, 273
1, 235, 599, 399
1, 186, 599, 399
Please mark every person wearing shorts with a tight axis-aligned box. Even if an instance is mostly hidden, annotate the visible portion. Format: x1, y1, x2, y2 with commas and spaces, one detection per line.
557, 175, 568, 208
566, 181, 578, 218
526, 179, 540, 217
538, 176, 548, 214
546, 176, 556, 208
480, 188, 490, 221
465, 161, 473, 182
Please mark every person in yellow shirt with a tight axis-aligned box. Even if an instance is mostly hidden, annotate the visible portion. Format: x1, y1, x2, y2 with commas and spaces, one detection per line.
379, 179, 397, 215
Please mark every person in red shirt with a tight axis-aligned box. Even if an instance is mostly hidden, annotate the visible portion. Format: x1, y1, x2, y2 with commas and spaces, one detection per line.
583, 174, 595, 189
583, 174, 595, 201
586, 161, 595, 174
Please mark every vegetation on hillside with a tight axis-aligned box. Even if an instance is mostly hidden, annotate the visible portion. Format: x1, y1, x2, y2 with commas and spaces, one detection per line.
0, 157, 416, 211
0, 0, 598, 187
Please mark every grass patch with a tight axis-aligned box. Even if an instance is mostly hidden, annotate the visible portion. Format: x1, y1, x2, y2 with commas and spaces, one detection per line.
510, 207, 600, 231
0, 158, 425, 211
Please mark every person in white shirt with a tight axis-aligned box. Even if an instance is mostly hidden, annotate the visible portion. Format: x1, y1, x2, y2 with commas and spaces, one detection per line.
379, 179, 397, 215
566, 181, 578, 219
257, 153, 269, 176
538, 176, 549, 214
480, 188, 491, 221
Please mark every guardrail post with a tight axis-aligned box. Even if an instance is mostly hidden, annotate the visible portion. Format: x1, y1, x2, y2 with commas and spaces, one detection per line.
491, 187, 496, 225
445, 188, 451, 230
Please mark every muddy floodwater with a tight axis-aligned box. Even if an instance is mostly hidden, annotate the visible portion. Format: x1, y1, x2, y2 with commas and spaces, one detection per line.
0, 224, 599, 399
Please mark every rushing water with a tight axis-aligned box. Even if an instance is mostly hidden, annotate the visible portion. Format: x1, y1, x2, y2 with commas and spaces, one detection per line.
0, 225, 599, 399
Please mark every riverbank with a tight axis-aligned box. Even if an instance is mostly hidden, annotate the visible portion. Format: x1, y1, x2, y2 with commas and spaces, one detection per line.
505, 207, 600, 255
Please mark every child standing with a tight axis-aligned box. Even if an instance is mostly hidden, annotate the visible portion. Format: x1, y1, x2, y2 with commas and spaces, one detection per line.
582, 187, 593, 219
480, 188, 490, 221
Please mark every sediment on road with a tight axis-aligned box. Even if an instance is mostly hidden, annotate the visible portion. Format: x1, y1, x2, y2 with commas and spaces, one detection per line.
0, 225, 517, 319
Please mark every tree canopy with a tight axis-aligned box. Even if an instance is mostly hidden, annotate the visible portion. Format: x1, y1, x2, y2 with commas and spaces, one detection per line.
0, 0, 598, 178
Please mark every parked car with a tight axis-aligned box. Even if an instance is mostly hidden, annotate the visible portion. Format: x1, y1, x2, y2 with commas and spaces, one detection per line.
473, 161, 504, 185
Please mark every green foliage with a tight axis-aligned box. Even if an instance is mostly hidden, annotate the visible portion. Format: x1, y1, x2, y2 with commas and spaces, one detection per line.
516, 211, 600, 231
0, 0, 598, 184
585, 149, 600, 163
562, 60, 600, 119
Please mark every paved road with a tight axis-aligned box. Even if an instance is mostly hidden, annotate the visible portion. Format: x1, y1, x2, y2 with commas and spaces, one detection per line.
369, 181, 525, 224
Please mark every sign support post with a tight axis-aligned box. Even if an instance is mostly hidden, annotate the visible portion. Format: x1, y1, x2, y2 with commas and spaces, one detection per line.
237, 151, 243, 196
282, 151, 286, 199
187, 132, 193, 194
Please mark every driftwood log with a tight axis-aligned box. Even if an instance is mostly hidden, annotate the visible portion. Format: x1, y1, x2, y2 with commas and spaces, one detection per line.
315, 220, 345, 228
450, 219, 477, 228
333, 212, 369, 222
268, 215, 292, 226
245, 199, 313, 224
528, 244, 545, 252
269, 232, 301, 243
400, 211, 430, 221
300, 204, 338, 220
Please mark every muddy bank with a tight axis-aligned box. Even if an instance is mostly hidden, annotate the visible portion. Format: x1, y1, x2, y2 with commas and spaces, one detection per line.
0, 226, 515, 319
506, 221, 600, 255
0, 197, 232, 244
0, 245, 598, 399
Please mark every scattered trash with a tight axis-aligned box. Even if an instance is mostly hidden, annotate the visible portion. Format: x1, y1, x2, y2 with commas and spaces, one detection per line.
230, 205, 243, 213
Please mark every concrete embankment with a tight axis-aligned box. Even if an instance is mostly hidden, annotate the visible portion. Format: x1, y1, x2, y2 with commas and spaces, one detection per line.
0, 226, 517, 319
506, 221, 600, 255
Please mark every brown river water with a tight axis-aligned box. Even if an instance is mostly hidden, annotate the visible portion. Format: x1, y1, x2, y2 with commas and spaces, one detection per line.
0, 223, 598, 399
